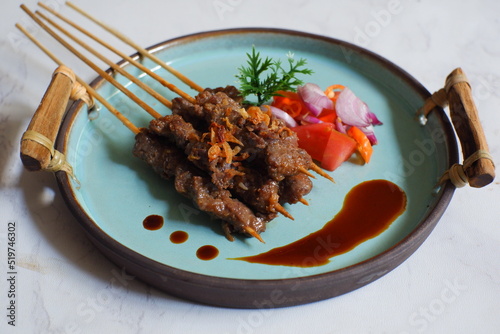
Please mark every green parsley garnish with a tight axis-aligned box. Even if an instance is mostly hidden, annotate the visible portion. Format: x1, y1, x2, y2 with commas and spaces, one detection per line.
236, 46, 313, 105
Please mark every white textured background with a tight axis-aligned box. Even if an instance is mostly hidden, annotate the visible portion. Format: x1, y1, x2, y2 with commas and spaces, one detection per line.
1, 0, 499, 333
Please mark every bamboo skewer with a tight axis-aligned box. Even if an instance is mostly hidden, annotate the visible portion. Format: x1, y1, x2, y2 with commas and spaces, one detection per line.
65, 1, 204, 93
21, 4, 163, 120
298, 166, 316, 179
37, 2, 196, 104
244, 227, 265, 243
309, 163, 335, 182
35, 10, 174, 110
274, 203, 294, 220
16, 23, 139, 135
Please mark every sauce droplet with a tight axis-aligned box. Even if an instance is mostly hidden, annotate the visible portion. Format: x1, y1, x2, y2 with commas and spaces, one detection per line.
233, 179, 407, 267
170, 230, 189, 244
142, 215, 164, 231
196, 245, 219, 261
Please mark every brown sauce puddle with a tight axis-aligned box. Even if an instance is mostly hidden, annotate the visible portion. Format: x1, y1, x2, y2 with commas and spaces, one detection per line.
170, 230, 189, 244
143, 214, 164, 230
233, 179, 407, 267
197, 245, 219, 260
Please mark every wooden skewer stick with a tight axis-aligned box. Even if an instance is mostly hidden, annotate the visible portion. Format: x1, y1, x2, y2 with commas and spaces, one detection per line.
298, 166, 316, 179
309, 163, 335, 183
66, 1, 204, 93
274, 203, 294, 220
16, 23, 139, 135
244, 226, 265, 243
21, 4, 162, 120
35, 10, 173, 110
298, 197, 309, 206
37, 2, 196, 104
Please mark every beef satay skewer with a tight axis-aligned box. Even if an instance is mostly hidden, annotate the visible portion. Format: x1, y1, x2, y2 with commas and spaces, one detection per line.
65, 1, 204, 93
37, 2, 196, 104
16, 23, 139, 135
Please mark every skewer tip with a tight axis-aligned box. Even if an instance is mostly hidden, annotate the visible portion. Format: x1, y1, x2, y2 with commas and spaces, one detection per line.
244, 226, 265, 243
298, 197, 309, 206
298, 166, 315, 179
274, 203, 294, 220
309, 163, 335, 183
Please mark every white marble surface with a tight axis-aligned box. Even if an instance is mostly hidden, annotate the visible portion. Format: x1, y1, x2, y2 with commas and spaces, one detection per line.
1, 0, 499, 333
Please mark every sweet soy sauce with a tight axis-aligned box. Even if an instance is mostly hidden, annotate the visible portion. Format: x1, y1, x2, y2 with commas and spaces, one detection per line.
170, 230, 189, 244
142, 215, 164, 231
234, 179, 407, 267
196, 245, 219, 261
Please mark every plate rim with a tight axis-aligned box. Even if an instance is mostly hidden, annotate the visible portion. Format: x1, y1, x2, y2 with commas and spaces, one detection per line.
55, 27, 458, 308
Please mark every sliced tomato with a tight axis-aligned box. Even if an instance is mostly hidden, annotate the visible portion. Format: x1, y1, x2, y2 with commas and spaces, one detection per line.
321, 128, 357, 171
291, 123, 332, 162
291, 123, 357, 171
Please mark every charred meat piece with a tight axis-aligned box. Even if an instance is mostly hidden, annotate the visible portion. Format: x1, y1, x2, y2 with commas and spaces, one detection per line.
207, 86, 244, 104
174, 169, 265, 235
231, 170, 280, 218
279, 173, 313, 204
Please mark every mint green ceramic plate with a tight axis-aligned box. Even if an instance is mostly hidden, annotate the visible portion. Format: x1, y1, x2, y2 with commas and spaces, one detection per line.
56, 28, 457, 308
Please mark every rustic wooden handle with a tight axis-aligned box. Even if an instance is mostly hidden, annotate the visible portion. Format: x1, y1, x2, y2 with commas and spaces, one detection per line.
20, 66, 75, 171
446, 68, 495, 187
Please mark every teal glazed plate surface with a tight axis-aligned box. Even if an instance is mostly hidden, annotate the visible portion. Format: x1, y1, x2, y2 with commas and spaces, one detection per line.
56, 28, 457, 308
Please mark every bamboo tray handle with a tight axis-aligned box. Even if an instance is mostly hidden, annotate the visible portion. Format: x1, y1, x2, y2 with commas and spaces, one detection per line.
419, 68, 495, 188
20, 65, 89, 178
445, 68, 495, 188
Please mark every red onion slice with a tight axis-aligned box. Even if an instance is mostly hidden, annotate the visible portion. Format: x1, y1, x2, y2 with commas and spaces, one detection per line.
336, 87, 382, 127
298, 83, 333, 116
